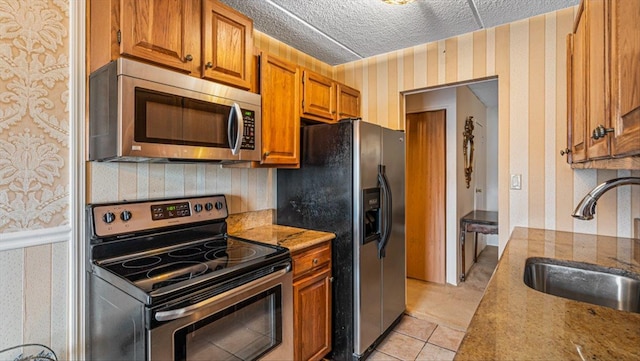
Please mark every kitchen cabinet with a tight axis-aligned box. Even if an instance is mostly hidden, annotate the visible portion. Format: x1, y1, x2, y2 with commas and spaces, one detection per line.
90, 0, 201, 74
260, 53, 301, 166
301, 70, 337, 123
337, 83, 361, 119
202, 0, 253, 89
565, 0, 640, 169
566, 3, 587, 163
301, 69, 361, 123
292, 241, 332, 361
89, 0, 253, 90
609, 0, 640, 158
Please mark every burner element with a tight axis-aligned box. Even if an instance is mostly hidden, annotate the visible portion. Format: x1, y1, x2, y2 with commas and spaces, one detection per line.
168, 247, 204, 258
122, 256, 162, 269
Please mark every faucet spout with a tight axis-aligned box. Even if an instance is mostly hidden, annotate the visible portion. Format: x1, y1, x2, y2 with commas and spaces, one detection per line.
572, 177, 640, 220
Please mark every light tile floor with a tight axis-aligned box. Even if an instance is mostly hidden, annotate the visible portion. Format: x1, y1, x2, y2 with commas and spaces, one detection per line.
370, 246, 498, 361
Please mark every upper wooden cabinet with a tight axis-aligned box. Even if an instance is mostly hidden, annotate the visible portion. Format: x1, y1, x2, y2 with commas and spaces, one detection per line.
566, 0, 640, 169
260, 53, 301, 166
90, 0, 253, 90
301, 69, 361, 123
302, 70, 337, 123
202, 0, 253, 89
610, 0, 640, 157
337, 83, 361, 119
120, 0, 201, 73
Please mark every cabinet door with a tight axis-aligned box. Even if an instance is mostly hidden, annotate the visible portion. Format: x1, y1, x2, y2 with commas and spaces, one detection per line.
586, 0, 610, 159
120, 0, 199, 73
260, 53, 301, 166
202, 0, 253, 90
293, 268, 331, 361
569, 8, 587, 162
302, 70, 336, 123
337, 83, 361, 120
610, 0, 640, 157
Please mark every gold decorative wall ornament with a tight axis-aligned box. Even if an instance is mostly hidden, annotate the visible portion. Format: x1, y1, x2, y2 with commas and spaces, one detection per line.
463, 116, 475, 189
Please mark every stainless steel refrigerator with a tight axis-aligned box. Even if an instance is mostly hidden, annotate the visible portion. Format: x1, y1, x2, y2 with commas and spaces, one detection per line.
277, 119, 405, 360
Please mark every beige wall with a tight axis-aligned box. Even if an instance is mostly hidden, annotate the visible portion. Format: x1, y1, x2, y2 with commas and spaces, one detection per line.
335, 8, 640, 249
0, 0, 69, 357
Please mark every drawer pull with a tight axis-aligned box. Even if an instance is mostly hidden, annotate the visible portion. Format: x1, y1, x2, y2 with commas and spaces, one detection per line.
313, 258, 319, 265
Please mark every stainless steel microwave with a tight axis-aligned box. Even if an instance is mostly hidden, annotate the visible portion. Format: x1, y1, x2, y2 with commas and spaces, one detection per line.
89, 58, 261, 163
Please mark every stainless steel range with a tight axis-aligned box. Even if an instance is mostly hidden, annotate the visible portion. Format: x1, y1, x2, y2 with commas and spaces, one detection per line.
86, 195, 293, 361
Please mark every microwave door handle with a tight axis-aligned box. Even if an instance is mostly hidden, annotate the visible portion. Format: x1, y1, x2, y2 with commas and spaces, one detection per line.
227, 103, 244, 155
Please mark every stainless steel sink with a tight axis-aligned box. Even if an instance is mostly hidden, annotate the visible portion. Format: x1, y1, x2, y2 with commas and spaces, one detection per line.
523, 257, 640, 313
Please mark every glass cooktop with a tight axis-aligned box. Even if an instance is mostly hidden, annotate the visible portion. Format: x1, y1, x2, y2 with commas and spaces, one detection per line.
98, 236, 287, 293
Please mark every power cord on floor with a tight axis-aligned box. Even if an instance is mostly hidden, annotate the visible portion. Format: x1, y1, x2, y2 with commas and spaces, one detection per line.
0, 343, 57, 361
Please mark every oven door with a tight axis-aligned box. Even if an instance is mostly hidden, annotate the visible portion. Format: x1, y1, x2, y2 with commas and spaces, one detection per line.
149, 265, 293, 361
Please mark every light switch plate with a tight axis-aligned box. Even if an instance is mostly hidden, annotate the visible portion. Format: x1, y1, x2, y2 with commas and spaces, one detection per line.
510, 174, 522, 190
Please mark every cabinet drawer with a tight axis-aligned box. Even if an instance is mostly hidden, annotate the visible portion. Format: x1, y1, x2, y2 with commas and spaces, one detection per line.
293, 242, 331, 279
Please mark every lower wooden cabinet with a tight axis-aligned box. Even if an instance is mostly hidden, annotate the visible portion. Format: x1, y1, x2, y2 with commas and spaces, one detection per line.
292, 241, 332, 361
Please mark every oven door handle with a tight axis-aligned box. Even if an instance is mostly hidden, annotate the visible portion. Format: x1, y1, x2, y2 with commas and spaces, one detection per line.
154, 264, 290, 322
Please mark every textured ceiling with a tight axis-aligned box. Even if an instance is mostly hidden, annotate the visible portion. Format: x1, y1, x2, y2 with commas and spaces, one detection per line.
221, 0, 579, 65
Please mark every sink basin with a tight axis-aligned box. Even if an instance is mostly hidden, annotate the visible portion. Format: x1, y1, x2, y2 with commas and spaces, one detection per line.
523, 257, 640, 313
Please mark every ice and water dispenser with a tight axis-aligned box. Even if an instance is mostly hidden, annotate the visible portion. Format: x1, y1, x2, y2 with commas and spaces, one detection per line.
362, 188, 381, 244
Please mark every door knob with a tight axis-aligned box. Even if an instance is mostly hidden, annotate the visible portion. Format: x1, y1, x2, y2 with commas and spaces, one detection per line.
591, 125, 614, 140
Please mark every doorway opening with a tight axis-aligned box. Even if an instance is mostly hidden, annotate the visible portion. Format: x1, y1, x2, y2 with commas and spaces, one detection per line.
403, 78, 499, 286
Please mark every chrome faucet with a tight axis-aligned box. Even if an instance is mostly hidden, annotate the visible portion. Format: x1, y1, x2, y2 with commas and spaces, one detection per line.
572, 177, 640, 220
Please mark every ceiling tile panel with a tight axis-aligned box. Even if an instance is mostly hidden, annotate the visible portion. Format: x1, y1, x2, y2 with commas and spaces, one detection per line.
474, 0, 579, 28
221, 0, 578, 65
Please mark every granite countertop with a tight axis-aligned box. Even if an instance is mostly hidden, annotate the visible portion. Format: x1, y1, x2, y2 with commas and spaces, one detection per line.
456, 227, 640, 361
230, 224, 335, 253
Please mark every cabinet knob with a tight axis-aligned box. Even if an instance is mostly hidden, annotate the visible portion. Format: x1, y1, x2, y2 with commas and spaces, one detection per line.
312, 258, 319, 265
591, 125, 614, 140
264, 151, 270, 158
185, 54, 193, 62
560, 148, 572, 156
205, 62, 213, 69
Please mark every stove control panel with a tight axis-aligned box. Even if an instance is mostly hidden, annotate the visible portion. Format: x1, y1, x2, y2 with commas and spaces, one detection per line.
91, 195, 228, 237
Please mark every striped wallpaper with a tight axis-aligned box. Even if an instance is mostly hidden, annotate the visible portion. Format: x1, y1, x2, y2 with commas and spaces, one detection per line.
332, 7, 640, 251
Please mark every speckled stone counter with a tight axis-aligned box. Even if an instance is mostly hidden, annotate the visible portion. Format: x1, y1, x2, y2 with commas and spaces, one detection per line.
230, 224, 335, 253
455, 227, 640, 361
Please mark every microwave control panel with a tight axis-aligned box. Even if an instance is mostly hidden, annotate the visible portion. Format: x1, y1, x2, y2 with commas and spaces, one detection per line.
241, 110, 255, 150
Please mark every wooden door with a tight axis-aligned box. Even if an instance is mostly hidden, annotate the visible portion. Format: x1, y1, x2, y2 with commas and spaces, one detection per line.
337, 83, 360, 119
406, 110, 446, 283
610, 0, 640, 157
202, 0, 253, 89
569, 8, 587, 162
586, 0, 610, 159
260, 53, 301, 166
293, 268, 332, 361
120, 0, 199, 73
301, 70, 336, 123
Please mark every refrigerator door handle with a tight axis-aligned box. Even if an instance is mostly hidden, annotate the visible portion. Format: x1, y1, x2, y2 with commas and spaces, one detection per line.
378, 165, 393, 258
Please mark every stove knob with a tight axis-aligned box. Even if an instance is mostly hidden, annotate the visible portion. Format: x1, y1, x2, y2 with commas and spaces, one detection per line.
194, 204, 203, 213
120, 210, 132, 222
205, 202, 214, 211
215, 201, 224, 210
102, 212, 116, 224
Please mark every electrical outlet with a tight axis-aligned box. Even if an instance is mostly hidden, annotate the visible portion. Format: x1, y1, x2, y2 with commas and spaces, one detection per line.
510, 174, 522, 190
